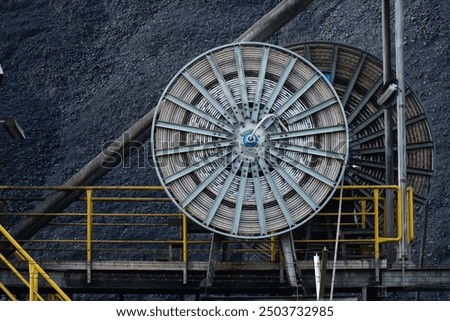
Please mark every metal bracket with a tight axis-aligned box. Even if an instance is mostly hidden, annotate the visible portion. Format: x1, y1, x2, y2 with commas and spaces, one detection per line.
202, 233, 224, 288
279, 232, 301, 288
377, 82, 398, 106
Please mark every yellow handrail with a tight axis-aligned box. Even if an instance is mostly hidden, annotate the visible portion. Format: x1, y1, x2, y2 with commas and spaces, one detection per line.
294, 185, 406, 260
0, 251, 44, 301
0, 184, 414, 276
0, 281, 17, 301
0, 224, 71, 301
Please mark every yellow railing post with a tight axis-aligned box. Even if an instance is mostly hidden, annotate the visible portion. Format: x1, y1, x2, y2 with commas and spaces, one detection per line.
373, 189, 380, 259
182, 213, 188, 264
396, 186, 403, 243
29, 263, 39, 301
361, 200, 367, 229
181, 213, 188, 284
407, 187, 415, 244
86, 189, 93, 284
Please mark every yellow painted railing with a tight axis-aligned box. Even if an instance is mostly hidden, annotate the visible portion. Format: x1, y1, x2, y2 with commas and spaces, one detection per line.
0, 184, 414, 286
293, 185, 414, 259
0, 185, 192, 287
0, 224, 71, 301
407, 186, 415, 244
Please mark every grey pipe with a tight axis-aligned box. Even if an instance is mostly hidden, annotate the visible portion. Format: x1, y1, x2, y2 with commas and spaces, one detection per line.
235, 0, 315, 42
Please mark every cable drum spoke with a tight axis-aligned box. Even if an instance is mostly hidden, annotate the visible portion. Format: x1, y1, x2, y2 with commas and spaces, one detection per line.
164, 94, 235, 133
271, 142, 346, 161
251, 46, 270, 123
259, 56, 297, 117
206, 53, 244, 124
154, 140, 233, 157
152, 42, 349, 239
156, 121, 232, 139
251, 162, 268, 236
231, 161, 250, 235
270, 149, 337, 187
203, 158, 243, 227
269, 125, 346, 141
163, 149, 231, 184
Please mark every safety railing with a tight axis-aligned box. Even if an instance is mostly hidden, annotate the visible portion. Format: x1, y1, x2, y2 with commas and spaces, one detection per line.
81, 186, 188, 283
1, 186, 227, 288
293, 185, 415, 259
0, 186, 286, 255
0, 184, 414, 292
0, 224, 71, 301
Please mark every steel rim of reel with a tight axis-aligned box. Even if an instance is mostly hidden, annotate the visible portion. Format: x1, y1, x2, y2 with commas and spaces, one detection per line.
152, 42, 349, 239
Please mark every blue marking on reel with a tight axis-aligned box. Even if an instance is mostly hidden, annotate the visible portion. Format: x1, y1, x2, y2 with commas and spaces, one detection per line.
243, 132, 258, 147
322, 71, 332, 83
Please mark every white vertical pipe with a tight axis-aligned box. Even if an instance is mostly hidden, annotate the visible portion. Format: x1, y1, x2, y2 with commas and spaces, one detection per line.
313, 253, 321, 300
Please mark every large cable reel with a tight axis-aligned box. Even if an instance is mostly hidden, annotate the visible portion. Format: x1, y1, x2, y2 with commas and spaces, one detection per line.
152, 43, 349, 239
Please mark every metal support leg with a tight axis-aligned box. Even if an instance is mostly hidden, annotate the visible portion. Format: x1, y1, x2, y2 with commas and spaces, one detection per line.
318, 248, 328, 300
279, 232, 301, 287
203, 233, 224, 288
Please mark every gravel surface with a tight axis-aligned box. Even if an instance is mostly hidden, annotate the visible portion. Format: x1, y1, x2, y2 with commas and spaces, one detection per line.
0, 0, 449, 299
